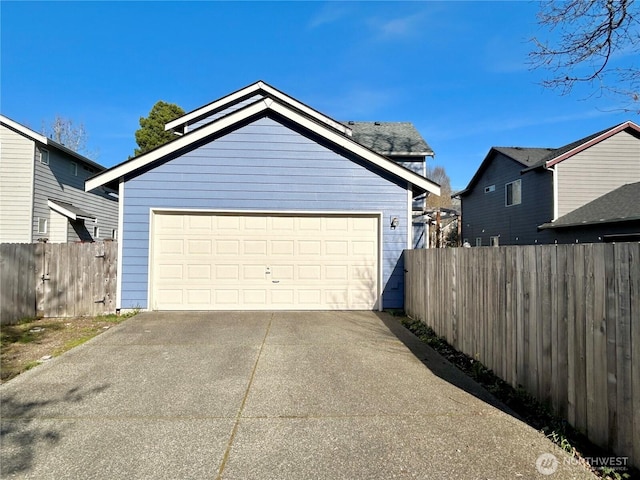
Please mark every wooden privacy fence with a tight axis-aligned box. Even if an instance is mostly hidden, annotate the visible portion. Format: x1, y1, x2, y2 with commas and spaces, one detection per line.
405, 243, 640, 469
0, 242, 117, 325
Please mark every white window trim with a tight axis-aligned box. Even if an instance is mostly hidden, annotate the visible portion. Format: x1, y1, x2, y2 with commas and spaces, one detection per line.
490, 236, 499, 247
40, 148, 49, 165
475, 237, 482, 247
112, 229, 117, 240
37, 217, 48, 234
505, 179, 522, 207
93, 226, 100, 238
71, 161, 78, 176
484, 184, 495, 193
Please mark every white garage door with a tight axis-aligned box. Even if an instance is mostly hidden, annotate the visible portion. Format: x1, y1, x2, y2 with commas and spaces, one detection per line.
150, 212, 379, 310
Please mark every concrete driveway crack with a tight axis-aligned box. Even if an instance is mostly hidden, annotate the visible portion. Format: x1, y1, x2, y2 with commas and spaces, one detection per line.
215, 312, 273, 480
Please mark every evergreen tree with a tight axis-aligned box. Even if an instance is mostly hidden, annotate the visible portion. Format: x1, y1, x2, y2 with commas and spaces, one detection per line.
134, 101, 185, 156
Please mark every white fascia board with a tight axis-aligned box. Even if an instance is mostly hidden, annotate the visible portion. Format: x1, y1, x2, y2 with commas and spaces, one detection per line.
1, 115, 48, 144
1, 115, 105, 170
268, 102, 441, 196
164, 83, 262, 131
165, 81, 352, 137
87, 97, 440, 197
86, 99, 271, 192
47, 199, 78, 221
48, 199, 77, 221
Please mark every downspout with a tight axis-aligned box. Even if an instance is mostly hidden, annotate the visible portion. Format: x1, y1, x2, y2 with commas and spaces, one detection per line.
549, 165, 558, 221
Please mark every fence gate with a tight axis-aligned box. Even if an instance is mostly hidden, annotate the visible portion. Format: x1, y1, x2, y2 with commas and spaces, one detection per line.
0, 241, 117, 324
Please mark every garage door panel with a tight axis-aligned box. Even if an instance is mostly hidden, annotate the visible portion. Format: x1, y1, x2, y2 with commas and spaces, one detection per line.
159, 239, 183, 254
188, 215, 212, 230
243, 290, 267, 304
243, 265, 267, 280
158, 264, 183, 280
188, 240, 212, 255
151, 213, 379, 310
215, 290, 240, 304
213, 265, 237, 280
271, 240, 294, 255
216, 240, 240, 255
243, 240, 268, 255
187, 289, 211, 304
188, 264, 212, 280
298, 240, 321, 255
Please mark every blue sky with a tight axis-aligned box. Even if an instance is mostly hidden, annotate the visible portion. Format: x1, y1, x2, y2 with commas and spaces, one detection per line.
1, 1, 637, 190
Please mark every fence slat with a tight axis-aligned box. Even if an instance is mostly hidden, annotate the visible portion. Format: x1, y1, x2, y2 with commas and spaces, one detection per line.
0, 242, 117, 325
404, 242, 639, 469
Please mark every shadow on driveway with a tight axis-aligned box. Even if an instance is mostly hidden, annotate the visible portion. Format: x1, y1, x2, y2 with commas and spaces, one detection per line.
376, 313, 520, 418
1, 383, 110, 476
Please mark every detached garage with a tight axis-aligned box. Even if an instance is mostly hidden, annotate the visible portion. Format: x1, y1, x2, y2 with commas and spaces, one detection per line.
86, 81, 440, 311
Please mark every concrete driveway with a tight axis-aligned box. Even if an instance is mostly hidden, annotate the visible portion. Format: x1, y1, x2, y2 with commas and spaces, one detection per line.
1, 311, 594, 479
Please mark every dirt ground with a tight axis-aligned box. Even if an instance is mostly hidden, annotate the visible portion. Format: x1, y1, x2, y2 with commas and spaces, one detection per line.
1, 314, 130, 384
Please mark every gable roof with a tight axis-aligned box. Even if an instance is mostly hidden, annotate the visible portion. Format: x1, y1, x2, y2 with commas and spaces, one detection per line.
343, 121, 433, 157
456, 120, 640, 197
492, 147, 555, 166
455, 146, 554, 197
539, 181, 640, 229
525, 120, 640, 171
165, 80, 351, 137
0, 114, 106, 172
86, 96, 441, 196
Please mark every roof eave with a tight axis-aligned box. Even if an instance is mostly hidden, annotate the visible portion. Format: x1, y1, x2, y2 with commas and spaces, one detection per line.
165, 80, 352, 137
539, 216, 640, 230
87, 98, 440, 197
545, 121, 640, 168
1, 115, 106, 171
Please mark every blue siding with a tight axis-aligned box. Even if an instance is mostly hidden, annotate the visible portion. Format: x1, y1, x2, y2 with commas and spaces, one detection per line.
121, 116, 411, 309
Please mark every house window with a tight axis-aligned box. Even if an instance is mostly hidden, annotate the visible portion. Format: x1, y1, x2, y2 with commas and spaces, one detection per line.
40, 149, 49, 165
38, 217, 48, 234
70, 162, 78, 176
112, 229, 117, 240
93, 226, 100, 238
505, 179, 521, 206
475, 237, 482, 247
484, 184, 495, 193
490, 236, 499, 247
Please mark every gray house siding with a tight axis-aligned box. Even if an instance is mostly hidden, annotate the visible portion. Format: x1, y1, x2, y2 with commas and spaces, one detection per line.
556, 130, 640, 217
547, 222, 640, 244
0, 125, 34, 242
461, 153, 554, 245
32, 147, 118, 242
120, 116, 410, 310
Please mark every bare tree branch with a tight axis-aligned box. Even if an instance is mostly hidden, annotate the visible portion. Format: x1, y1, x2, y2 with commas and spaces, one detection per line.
41, 116, 98, 159
530, 0, 640, 111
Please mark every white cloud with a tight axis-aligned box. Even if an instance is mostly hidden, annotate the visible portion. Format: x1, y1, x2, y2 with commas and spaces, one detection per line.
308, 4, 350, 29
368, 12, 426, 40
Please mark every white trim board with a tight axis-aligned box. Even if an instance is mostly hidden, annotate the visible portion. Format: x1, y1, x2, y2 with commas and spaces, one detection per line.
165, 80, 351, 137
147, 209, 384, 311
86, 98, 440, 197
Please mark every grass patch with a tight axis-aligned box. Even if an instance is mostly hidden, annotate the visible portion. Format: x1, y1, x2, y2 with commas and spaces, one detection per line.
401, 316, 635, 480
1, 312, 138, 383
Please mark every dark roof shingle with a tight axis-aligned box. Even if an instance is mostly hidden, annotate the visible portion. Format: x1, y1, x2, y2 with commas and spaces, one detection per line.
493, 147, 555, 167
344, 122, 433, 156
539, 182, 640, 229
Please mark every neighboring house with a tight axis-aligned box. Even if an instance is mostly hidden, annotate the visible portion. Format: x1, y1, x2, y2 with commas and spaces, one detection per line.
538, 181, 640, 242
457, 121, 640, 245
86, 81, 440, 312
0, 115, 118, 243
